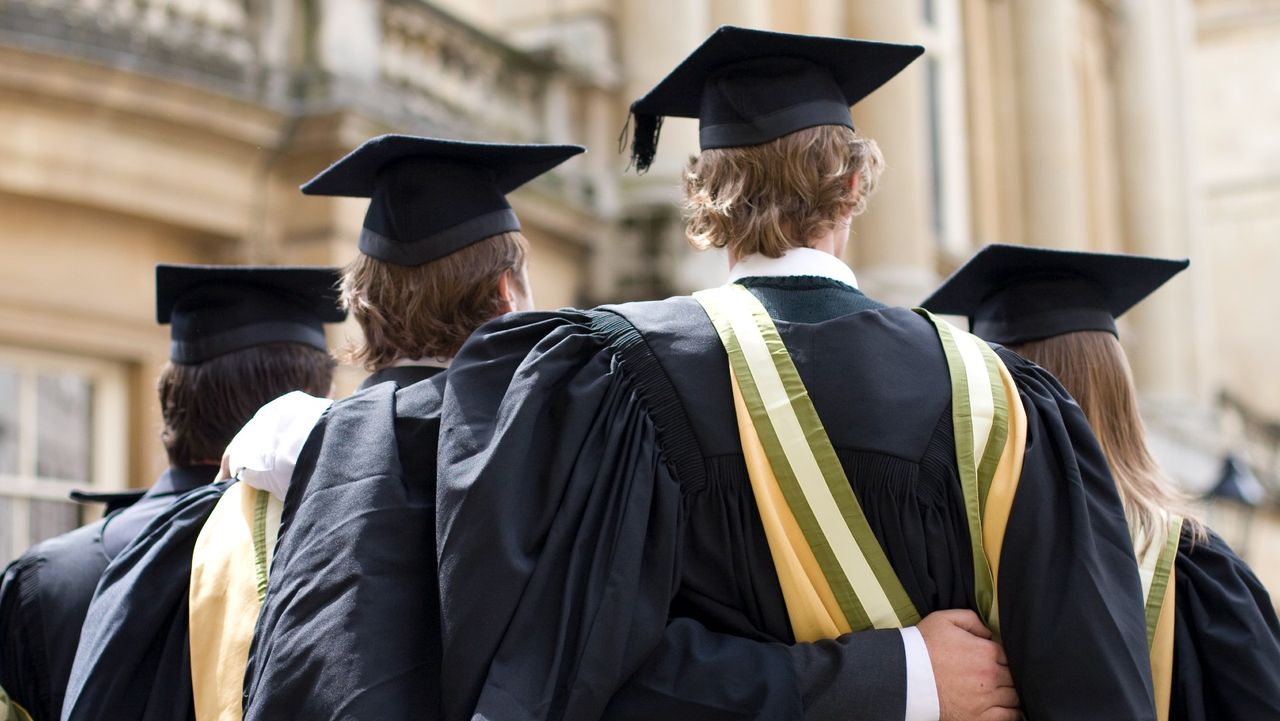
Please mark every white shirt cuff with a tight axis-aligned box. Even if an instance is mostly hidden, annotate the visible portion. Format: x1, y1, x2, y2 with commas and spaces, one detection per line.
900, 626, 941, 721
224, 390, 333, 501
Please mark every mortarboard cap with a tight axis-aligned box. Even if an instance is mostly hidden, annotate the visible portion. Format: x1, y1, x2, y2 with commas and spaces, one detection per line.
69, 488, 147, 514
624, 25, 924, 172
156, 264, 346, 364
921, 244, 1190, 345
301, 135, 585, 266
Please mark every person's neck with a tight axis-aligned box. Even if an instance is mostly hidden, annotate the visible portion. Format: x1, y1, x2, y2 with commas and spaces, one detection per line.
729, 226, 850, 268
807, 230, 846, 259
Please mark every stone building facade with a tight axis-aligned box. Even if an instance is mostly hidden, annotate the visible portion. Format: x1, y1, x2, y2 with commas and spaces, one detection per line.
1, 0, 1278, 590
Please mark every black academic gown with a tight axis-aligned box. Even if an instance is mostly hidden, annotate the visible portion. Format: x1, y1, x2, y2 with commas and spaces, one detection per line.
242, 365, 446, 721
436, 276, 1156, 721
1170, 527, 1280, 721
62, 367, 439, 721
62, 480, 228, 721
0, 465, 216, 721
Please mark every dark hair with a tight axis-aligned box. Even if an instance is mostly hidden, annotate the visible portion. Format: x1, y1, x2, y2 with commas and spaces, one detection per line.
157, 342, 335, 467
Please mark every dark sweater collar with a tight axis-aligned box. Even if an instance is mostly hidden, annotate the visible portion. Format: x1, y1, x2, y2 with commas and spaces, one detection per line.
734, 275, 887, 324
149, 464, 220, 497
735, 274, 861, 293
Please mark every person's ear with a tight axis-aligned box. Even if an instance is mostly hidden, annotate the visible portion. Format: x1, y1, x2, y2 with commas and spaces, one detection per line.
497, 270, 516, 313
840, 172, 860, 229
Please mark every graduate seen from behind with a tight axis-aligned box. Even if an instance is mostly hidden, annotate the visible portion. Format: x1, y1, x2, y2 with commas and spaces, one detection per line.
435, 26, 1155, 721
59, 137, 577, 721
235, 135, 582, 721
1, 264, 343, 721
923, 244, 1280, 721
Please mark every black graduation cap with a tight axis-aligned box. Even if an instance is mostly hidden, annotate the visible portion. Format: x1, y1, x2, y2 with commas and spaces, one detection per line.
921, 244, 1190, 345
624, 25, 923, 172
301, 135, 585, 266
156, 264, 346, 364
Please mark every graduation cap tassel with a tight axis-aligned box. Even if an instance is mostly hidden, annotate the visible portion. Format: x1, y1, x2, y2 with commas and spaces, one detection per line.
617, 112, 633, 156
626, 111, 663, 174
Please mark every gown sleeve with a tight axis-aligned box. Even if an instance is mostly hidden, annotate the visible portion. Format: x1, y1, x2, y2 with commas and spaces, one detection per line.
438, 310, 913, 721
242, 382, 442, 721
436, 310, 685, 721
602, 618, 909, 721
1170, 527, 1280, 721
994, 348, 1156, 721
61, 483, 229, 721
0, 557, 45, 720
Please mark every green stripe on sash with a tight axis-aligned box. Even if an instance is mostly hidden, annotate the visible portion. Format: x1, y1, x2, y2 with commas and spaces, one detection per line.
917, 310, 1008, 630
976, 344, 1009, 517
1145, 516, 1183, 648
696, 285, 919, 630
251, 489, 271, 604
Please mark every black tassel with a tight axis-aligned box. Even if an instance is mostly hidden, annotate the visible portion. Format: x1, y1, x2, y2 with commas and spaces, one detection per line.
617, 111, 633, 156
620, 110, 663, 174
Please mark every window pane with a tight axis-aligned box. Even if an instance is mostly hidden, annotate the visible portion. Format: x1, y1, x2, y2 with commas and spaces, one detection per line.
36, 373, 93, 482
29, 498, 81, 545
0, 366, 17, 475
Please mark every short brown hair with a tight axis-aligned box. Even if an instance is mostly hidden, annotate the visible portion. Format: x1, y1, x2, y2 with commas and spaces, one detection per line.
682, 125, 884, 260
1011, 331, 1203, 553
158, 342, 335, 467
340, 231, 528, 371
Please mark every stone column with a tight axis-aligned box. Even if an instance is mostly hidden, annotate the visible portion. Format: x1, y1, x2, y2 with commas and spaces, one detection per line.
617, 0, 711, 297
844, 3, 936, 306
1010, 0, 1088, 249
710, 0, 769, 28
805, 0, 844, 35
1114, 0, 1204, 404
1169, 0, 1217, 407
619, 0, 710, 196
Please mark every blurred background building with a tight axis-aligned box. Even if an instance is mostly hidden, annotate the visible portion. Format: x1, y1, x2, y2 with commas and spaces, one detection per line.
1, 0, 1278, 597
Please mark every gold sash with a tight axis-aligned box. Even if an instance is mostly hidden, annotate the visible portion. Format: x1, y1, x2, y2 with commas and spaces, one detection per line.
1140, 515, 1182, 721
188, 482, 282, 721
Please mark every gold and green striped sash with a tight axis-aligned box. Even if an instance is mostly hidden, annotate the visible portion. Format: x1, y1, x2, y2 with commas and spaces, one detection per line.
696, 284, 919, 636
1139, 514, 1182, 721
917, 310, 1021, 635
189, 482, 282, 721
694, 285, 1028, 641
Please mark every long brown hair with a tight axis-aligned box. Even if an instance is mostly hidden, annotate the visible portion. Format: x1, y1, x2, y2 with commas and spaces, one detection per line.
1011, 330, 1202, 553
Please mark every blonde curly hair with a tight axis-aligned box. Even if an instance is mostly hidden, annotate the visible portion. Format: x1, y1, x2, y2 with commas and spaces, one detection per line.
682, 125, 884, 260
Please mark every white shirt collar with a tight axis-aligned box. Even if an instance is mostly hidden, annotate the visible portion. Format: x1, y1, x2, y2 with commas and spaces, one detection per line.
726, 247, 859, 288
391, 356, 453, 369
